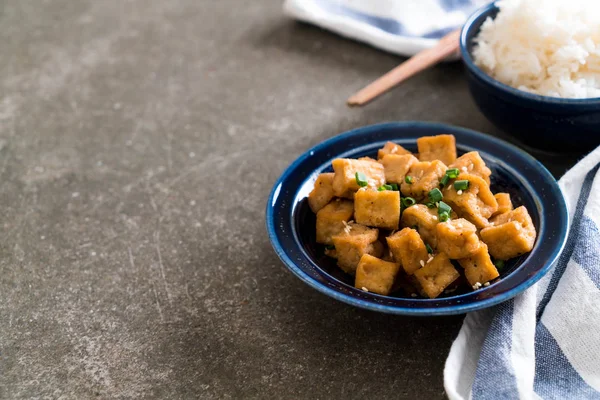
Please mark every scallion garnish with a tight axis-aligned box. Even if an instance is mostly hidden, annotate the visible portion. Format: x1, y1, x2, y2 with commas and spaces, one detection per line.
428, 188, 443, 203
402, 197, 416, 208
454, 180, 470, 191
494, 259, 505, 269
440, 175, 450, 188
438, 201, 452, 215
446, 168, 460, 179
405, 176, 413, 184
439, 212, 450, 222
389, 183, 399, 191
426, 244, 433, 253
425, 202, 436, 209
355, 171, 368, 187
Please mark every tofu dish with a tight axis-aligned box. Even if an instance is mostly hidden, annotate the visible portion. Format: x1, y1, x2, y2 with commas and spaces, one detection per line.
307, 135, 537, 298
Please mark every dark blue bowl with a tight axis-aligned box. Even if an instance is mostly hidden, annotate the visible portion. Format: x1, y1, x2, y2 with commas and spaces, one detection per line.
266, 122, 568, 316
460, 2, 600, 152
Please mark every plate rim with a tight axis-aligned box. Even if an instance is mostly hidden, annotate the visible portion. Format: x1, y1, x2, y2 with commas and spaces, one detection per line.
265, 121, 568, 316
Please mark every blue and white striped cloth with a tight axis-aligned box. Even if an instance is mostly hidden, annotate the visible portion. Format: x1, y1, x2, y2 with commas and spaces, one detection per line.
283, 0, 488, 56
445, 146, 600, 400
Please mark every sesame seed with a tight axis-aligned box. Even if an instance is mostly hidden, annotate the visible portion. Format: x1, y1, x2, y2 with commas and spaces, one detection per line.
361, 287, 369, 292
427, 256, 434, 264
419, 260, 425, 267
432, 216, 438, 221
484, 282, 490, 287
391, 147, 398, 154
411, 293, 417, 298
472, 282, 482, 290
457, 190, 463, 195
461, 166, 468, 172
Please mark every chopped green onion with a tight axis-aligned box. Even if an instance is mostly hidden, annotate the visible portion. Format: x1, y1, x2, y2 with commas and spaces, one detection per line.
402, 197, 416, 208
325, 244, 335, 250
389, 183, 399, 191
494, 259, 505, 269
405, 176, 413, 184
428, 188, 443, 203
425, 202, 436, 209
454, 180, 470, 191
355, 171, 368, 187
426, 244, 433, 254
439, 212, 450, 222
377, 186, 385, 191
440, 175, 450, 188
438, 201, 452, 215
411, 225, 419, 231
378, 184, 393, 191
446, 168, 460, 179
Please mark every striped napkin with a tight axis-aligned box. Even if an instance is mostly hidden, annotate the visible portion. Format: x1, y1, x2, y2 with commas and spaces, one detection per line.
283, 0, 488, 56
445, 146, 600, 400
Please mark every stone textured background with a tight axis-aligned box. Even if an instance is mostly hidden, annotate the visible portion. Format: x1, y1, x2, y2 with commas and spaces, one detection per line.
0, 0, 581, 398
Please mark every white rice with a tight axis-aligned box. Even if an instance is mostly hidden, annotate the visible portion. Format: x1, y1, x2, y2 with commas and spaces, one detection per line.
472, 0, 600, 98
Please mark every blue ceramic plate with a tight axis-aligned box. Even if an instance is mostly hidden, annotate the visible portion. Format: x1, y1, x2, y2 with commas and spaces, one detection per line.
266, 122, 568, 315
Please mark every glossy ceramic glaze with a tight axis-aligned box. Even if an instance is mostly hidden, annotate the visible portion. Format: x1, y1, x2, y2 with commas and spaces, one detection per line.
460, 2, 600, 152
266, 122, 568, 316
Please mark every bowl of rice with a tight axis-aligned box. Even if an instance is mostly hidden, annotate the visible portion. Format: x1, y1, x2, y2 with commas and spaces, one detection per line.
460, 0, 600, 151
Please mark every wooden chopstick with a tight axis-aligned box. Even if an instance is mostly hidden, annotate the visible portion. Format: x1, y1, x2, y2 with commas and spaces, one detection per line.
347, 28, 462, 107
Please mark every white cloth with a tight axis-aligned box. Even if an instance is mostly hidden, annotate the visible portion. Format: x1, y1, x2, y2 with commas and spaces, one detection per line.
283, 0, 488, 56
445, 146, 600, 400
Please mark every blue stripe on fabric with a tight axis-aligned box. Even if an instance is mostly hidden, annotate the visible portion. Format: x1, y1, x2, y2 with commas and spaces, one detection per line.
537, 162, 600, 322
438, 0, 475, 12
312, 0, 478, 40
572, 215, 600, 288
314, 0, 407, 36
534, 323, 599, 399
471, 300, 520, 399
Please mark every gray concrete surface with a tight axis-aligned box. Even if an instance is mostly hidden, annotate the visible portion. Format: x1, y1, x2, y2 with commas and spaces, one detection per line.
0, 1, 583, 399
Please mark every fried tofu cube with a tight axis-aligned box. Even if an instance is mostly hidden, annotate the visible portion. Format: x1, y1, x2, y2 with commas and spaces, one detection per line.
443, 173, 498, 229
386, 228, 429, 275
492, 193, 513, 217
308, 173, 335, 213
449, 152, 491, 185
436, 218, 481, 259
354, 189, 400, 230
458, 242, 499, 286
332, 224, 380, 275
332, 158, 385, 198
401, 204, 440, 247
315, 199, 354, 245
380, 154, 419, 184
417, 134, 457, 165
359, 156, 377, 162
355, 254, 401, 295
401, 160, 447, 199
413, 253, 460, 299
481, 206, 536, 260
377, 141, 411, 159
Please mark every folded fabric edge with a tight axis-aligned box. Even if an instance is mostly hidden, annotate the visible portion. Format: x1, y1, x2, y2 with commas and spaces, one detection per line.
283, 0, 446, 58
